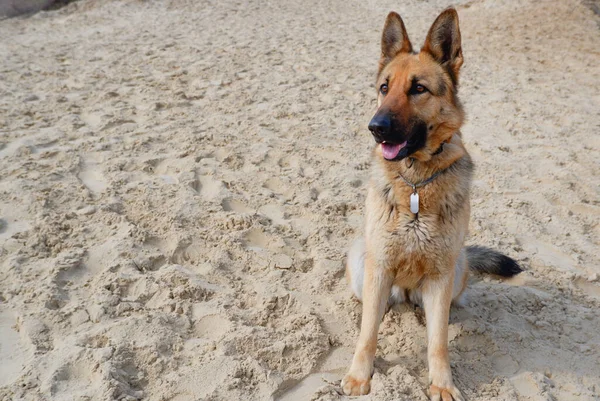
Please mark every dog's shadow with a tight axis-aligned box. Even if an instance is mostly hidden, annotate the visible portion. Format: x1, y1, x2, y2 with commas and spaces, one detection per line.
373, 272, 600, 400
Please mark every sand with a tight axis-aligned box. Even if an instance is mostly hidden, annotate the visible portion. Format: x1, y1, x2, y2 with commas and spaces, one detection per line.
0, 0, 599, 400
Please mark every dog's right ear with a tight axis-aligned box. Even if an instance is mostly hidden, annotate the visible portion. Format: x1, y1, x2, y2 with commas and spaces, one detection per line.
422, 8, 463, 83
379, 12, 412, 72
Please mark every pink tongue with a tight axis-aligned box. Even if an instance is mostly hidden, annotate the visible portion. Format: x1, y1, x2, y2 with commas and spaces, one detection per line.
381, 141, 407, 160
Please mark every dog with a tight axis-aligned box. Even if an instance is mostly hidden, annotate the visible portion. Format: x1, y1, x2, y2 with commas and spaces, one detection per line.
341, 8, 522, 400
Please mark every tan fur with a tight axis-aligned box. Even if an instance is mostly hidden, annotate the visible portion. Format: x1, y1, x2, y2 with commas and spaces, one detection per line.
342, 8, 470, 401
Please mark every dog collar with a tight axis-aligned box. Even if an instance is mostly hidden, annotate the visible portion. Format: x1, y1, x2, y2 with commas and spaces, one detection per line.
396, 160, 454, 216
405, 143, 444, 169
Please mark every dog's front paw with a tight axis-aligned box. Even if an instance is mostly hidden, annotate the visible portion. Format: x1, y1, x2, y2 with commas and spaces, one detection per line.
341, 373, 371, 396
429, 384, 464, 401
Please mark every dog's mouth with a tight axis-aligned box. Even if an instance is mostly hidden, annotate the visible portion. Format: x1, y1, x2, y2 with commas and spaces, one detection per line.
381, 141, 408, 160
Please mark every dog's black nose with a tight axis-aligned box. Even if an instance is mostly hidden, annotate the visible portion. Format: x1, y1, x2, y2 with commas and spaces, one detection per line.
368, 114, 391, 141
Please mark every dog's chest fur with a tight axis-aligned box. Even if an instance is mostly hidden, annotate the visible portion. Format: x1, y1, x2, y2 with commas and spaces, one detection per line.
365, 151, 473, 288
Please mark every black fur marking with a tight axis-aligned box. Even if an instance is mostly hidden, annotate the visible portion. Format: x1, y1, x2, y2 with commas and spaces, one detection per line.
466, 246, 523, 277
462, 154, 475, 175
438, 186, 465, 224
385, 119, 428, 162
382, 184, 392, 200
436, 157, 471, 224
438, 79, 447, 96
496, 254, 524, 276
439, 201, 453, 225
440, 36, 453, 64
388, 204, 395, 221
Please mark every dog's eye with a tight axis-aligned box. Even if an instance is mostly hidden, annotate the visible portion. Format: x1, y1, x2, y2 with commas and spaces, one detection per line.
410, 83, 429, 95
380, 83, 388, 95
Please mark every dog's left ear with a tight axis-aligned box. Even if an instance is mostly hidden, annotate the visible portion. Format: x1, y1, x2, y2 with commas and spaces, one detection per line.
422, 8, 463, 83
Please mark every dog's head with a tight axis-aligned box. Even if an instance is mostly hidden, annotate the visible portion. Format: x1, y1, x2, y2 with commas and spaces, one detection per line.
369, 8, 465, 162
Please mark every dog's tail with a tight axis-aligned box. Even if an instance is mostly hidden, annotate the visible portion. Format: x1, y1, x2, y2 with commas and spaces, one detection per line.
466, 246, 522, 277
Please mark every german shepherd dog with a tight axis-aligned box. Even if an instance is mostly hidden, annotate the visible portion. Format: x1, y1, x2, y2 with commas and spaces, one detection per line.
342, 8, 522, 400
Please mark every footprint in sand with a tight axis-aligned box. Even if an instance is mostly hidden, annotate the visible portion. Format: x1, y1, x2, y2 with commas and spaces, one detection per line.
276, 372, 341, 401
517, 236, 578, 272
257, 204, 288, 225
183, 174, 224, 201
0, 310, 34, 387
0, 217, 30, 242
277, 154, 301, 169
171, 241, 206, 266
0, 134, 58, 159
510, 372, 548, 399
243, 228, 271, 252
80, 111, 103, 130
263, 177, 291, 196
276, 348, 352, 401
197, 175, 224, 200
221, 198, 253, 214
575, 277, 600, 299
242, 228, 301, 270
491, 352, 520, 375
42, 352, 109, 398
149, 158, 182, 186
193, 314, 232, 339
78, 154, 108, 194
143, 236, 211, 269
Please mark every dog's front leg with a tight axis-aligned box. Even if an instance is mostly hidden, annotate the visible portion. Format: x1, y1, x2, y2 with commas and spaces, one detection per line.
422, 275, 464, 401
342, 255, 393, 396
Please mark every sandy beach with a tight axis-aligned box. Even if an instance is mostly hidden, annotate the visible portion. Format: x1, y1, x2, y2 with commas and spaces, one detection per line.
0, 0, 599, 400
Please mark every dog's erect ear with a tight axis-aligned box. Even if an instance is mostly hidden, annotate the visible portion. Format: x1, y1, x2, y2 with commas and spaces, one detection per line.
422, 8, 463, 83
379, 12, 412, 70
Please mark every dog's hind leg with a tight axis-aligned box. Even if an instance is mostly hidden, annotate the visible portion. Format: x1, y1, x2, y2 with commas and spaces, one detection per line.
346, 238, 405, 306
451, 248, 469, 307
346, 238, 366, 301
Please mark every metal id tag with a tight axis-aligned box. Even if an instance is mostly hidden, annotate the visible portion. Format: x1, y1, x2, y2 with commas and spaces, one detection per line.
410, 192, 419, 214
